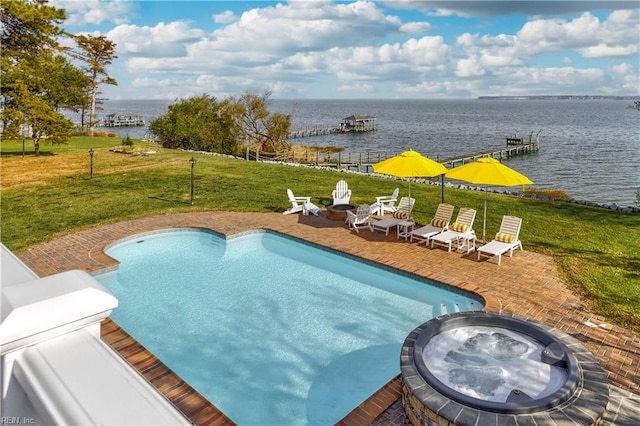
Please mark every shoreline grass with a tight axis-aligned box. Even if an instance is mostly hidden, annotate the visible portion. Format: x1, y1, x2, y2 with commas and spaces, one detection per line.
1, 136, 638, 332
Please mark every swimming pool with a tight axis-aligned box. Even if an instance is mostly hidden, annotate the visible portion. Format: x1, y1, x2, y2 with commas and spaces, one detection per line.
96, 229, 483, 425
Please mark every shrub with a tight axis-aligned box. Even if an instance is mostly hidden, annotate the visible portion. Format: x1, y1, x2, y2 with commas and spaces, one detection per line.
524, 187, 572, 200
72, 126, 91, 136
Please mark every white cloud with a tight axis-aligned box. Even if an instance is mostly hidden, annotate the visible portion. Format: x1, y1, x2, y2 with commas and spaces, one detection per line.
130, 77, 170, 88
75, 1, 637, 99
194, 75, 226, 92
451, 9, 638, 78
455, 33, 475, 47
456, 55, 485, 77
52, 0, 134, 25
396, 80, 445, 95
106, 22, 206, 57
203, 0, 400, 58
337, 82, 375, 93
494, 67, 607, 95
399, 21, 432, 33
388, 1, 639, 18
516, 11, 639, 58
611, 62, 635, 74
214, 11, 238, 24
579, 43, 639, 58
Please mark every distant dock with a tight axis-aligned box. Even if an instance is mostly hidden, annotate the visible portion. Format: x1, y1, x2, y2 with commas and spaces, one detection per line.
102, 111, 145, 127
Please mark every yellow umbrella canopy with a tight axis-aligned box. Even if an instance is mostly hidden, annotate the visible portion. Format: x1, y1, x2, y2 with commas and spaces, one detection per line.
445, 157, 533, 186
373, 150, 447, 199
445, 157, 533, 242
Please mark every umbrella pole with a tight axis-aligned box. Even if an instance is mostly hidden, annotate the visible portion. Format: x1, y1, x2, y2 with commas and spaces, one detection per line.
483, 185, 488, 243
441, 174, 445, 203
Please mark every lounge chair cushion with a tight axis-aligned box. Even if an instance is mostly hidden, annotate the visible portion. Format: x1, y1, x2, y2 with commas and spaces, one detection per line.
495, 232, 516, 243
393, 210, 410, 220
450, 222, 469, 233
430, 218, 447, 228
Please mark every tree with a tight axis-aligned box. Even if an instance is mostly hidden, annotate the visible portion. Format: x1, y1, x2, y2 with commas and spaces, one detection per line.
1, 0, 78, 154
70, 34, 117, 133
232, 91, 292, 151
1, 0, 63, 57
43, 54, 91, 114
2, 53, 74, 153
149, 94, 241, 154
150, 91, 291, 155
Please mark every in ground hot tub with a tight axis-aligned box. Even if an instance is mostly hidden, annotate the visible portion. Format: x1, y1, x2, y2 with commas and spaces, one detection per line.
401, 311, 609, 425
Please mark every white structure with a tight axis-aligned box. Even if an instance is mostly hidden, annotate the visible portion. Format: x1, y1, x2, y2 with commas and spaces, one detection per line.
1, 243, 190, 425
331, 180, 352, 205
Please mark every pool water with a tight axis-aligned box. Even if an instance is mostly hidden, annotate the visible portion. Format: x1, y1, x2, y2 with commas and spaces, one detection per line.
96, 229, 482, 425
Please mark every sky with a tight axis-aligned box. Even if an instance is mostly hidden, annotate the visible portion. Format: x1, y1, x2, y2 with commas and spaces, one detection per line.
52, 0, 640, 100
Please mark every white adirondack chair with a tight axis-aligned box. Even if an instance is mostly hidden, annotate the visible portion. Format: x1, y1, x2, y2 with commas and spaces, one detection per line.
332, 180, 352, 205
373, 187, 399, 215
346, 204, 375, 233
283, 189, 320, 216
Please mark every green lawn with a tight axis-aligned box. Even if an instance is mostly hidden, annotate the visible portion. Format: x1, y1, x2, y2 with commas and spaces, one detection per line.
1, 136, 639, 332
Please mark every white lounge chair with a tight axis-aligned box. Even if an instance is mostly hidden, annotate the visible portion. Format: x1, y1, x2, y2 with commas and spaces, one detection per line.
283, 189, 320, 216
370, 197, 415, 236
346, 204, 375, 233
332, 180, 352, 205
410, 203, 455, 244
372, 187, 399, 215
430, 208, 477, 253
477, 215, 523, 265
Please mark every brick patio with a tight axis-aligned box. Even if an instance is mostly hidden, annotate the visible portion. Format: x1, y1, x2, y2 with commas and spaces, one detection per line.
16, 210, 640, 424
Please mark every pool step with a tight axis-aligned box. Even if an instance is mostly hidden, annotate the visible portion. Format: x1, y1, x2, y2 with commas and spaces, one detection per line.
440, 303, 462, 316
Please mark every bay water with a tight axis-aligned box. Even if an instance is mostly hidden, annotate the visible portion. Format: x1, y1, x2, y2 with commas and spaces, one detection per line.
85, 98, 640, 208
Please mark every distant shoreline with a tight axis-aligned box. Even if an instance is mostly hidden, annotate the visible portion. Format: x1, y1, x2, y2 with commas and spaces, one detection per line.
478, 95, 637, 100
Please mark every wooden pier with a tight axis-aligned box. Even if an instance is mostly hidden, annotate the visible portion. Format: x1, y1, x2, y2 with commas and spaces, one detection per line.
288, 125, 341, 138
246, 140, 538, 171
288, 114, 377, 138
439, 141, 539, 168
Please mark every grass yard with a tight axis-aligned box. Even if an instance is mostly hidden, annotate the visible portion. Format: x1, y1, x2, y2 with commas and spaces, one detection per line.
1, 136, 639, 332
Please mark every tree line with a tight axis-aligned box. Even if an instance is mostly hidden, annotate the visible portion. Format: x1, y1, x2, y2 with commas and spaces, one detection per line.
1, 0, 292, 156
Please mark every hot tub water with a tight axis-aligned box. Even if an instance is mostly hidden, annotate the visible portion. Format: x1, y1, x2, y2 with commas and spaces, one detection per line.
422, 326, 568, 403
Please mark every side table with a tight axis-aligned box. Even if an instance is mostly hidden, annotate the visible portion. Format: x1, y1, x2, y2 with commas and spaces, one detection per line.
397, 221, 415, 240
457, 233, 476, 254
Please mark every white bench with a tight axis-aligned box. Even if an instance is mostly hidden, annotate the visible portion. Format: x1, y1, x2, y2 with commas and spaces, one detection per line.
14, 328, 190, 425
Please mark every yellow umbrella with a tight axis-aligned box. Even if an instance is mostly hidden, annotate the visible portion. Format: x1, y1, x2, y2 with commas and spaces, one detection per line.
445, 157, 533, 242
373, 150, 447, 199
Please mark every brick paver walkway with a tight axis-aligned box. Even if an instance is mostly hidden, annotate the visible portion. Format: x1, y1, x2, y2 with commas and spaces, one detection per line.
17, 211, 640, 423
